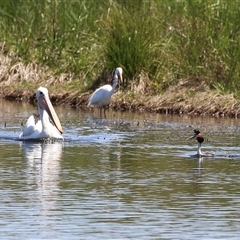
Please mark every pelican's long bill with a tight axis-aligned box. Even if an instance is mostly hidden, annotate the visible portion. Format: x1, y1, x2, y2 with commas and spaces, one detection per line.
38, 93, 63, 134
118, 70, 123, 83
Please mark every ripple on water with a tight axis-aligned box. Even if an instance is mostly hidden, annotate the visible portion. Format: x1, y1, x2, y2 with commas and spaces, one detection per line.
1, 104, 240, 239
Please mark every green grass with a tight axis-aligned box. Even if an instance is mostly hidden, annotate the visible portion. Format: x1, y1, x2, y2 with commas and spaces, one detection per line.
0, 0, 240, 96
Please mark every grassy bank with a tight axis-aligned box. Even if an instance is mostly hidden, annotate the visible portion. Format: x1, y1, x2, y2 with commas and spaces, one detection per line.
0, 0, 240, 97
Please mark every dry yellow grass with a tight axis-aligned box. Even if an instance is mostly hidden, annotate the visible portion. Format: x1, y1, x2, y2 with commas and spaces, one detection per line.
1, 53, 240, 118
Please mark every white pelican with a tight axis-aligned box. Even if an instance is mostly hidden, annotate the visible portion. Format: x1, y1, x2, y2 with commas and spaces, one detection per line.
88, 67, 123, 116
19, 87, 63, 140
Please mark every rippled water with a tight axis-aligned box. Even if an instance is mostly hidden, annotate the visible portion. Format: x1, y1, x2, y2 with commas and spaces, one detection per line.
1, 100, 240, 239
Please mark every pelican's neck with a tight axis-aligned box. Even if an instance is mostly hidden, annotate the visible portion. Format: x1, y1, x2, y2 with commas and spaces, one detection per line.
197, 142, 202, 156
38, 106, 50, 133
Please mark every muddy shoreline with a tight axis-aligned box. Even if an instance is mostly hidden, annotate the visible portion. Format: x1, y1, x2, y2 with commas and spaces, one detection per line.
1, 54, 240, 118
1, 83, 240, 118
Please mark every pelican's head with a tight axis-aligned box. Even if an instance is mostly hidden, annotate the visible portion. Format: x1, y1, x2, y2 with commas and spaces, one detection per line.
36, 86, 48, 99
36, 86, 63, 134
113, 67, 123, 85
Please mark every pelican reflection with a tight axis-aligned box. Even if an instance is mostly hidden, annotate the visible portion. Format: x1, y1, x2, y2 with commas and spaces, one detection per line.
20, 141, 63, 220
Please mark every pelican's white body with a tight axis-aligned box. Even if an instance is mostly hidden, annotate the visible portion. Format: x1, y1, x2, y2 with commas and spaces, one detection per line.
19, 87, 63, 140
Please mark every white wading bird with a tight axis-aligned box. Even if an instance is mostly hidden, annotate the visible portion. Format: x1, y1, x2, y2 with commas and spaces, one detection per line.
19, 87, 63, 140
88, 67, 123, 116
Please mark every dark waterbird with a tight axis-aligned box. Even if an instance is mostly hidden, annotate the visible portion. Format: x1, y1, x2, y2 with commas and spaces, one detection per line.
188, 129, 214, 158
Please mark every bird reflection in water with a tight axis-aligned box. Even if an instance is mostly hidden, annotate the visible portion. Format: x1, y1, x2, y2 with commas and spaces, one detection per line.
20, 141, 63, 221
194, 157, 203, 177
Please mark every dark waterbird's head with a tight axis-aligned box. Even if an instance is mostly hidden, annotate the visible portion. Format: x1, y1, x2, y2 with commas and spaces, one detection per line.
188, 129, 204, 144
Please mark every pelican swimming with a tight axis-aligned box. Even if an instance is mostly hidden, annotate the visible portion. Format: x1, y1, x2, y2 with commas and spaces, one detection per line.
19, 87, 63, 140
189, 129, 214, 157
88, 67, 123, 116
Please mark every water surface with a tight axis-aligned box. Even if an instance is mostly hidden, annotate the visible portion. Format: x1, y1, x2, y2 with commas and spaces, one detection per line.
0, 100, 240, 239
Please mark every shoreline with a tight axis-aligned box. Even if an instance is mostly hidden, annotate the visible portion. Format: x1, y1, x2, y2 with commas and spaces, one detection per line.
1, 54, 240, 118
1, 83, 240, 118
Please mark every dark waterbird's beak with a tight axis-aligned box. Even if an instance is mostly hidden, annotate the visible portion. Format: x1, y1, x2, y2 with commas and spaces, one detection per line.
187, 129, 200, 140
